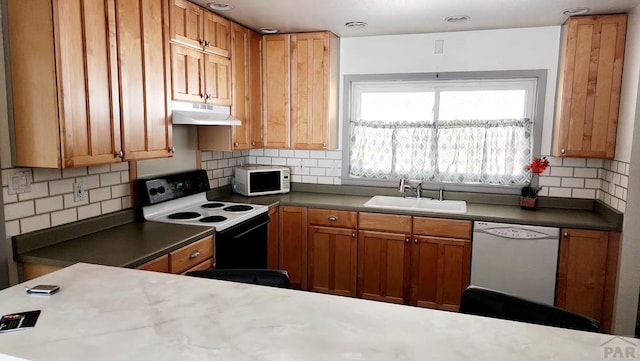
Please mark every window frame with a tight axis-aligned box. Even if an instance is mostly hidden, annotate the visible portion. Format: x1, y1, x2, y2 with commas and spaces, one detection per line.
340, 70, 548, 194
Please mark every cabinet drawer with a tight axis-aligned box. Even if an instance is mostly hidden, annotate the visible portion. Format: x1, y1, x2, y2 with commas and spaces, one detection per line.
359, 212, 411, 234
136, 255, 169, 273
413, 217, 472, 239
181, 258, 214, 275
169, 236, 214, 274
308, 209, 357, 228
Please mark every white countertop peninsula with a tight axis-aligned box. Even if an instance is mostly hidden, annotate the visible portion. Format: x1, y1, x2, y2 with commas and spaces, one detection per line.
0, 263, 625, 360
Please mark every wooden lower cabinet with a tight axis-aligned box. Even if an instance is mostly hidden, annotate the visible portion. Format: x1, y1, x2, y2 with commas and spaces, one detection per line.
268, 207, 280, 269
411, 236, 470, 311
307, 226, 357, 297
357, 213, 471, 311
278, 206, 308, 289
556, 228, 619, 332
136, 254, 169, 273
357, 230, 409, 304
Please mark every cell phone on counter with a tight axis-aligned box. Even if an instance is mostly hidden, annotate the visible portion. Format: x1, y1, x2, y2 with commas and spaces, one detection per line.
25, 285, 60, 295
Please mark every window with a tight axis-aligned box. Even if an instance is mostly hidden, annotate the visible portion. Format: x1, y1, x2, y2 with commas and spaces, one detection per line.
342, 71, 546, 192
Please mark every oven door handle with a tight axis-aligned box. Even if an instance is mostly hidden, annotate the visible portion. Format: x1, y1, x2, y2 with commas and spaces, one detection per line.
230, 219, 270, 239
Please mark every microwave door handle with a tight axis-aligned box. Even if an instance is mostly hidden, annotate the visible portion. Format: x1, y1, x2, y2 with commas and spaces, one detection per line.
231, 219, 270, 239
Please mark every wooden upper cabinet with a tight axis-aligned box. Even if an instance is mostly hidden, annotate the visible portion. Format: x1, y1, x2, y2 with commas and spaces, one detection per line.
553, 15, 627, 159
204, 54, 232, 106
115, 0, 173, 161
197, 23, 262, 151
171, 44, 205, 103
203, 12, 231, 57
290, 32, 339, 150
7, 0, 121, 168
249, 30, 264, 148
229, 23, 252, 150
169, 0, 204, 50
262, 34, 291, 148
7, 0, 172, 168
169, 0, 230, 57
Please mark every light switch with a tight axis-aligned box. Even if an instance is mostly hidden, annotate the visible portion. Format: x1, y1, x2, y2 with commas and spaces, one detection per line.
8, 169, 31, 195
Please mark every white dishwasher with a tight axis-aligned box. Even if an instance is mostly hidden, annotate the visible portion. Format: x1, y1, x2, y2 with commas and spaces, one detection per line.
471, 221, 560, 305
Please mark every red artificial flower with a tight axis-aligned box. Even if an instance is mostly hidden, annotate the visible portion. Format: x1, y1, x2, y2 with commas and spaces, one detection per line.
525, 157, 550, 175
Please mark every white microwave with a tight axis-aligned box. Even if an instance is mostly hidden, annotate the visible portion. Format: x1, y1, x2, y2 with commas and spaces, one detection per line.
233, 165, 290, 196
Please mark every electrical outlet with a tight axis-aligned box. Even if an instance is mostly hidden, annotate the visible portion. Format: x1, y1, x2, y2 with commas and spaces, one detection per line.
7, 169, 31, 195
73, 182, 85, 202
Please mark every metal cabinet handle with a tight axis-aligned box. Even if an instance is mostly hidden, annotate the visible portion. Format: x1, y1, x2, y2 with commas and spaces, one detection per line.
169, 146, 176, 153
405, 238, 410, 244
561, 148, 566, 154
206, 94, 213, 100
251, 141, 256, 146
352, 233, 356, 238
115, 150, 124, 159
322, 142, 327, 149
200, 93, 207, 99
414, 239, 418, 244
563, 232, 569, 237
189, 250, 200, 259
327, 216, 337, 221
233, 142, 239, 147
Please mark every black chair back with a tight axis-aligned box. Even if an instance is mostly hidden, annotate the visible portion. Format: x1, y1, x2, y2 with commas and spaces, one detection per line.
459, 286, 601, 332
185, 269, 291, 288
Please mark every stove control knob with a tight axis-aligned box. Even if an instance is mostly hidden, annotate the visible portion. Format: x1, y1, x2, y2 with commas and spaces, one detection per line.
157, 186, 166, 194
149, 188, 158, 196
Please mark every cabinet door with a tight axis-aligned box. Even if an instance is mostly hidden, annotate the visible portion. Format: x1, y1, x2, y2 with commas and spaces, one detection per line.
278, 206, 308, 289
203, 12, 230, 57
262, 34, 291, 148
116, 0, 172, 161
230, 23, 251, 149
553, 15, 627, 158
411, 236, 471, 311
249, 29, 264, 148
267, 207, 279, 269
169, 0, 203, 50
56, 0, 122, 167
171, 44, 205, 103
556, 229, 608, 321
290, 32, 338, 150
8, 0, 122, 168
357, 230, 409, 304
308, 226, 357, 296
204, 53, 232, 106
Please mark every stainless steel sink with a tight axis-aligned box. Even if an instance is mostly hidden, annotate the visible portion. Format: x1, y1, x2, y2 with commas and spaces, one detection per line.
363, 195, 467, 214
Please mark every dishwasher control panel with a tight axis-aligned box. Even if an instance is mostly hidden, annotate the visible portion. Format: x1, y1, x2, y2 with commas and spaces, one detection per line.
483, 227, 549, 239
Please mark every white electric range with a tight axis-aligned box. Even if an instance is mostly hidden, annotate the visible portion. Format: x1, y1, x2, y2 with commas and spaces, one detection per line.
138, 170, 269, 269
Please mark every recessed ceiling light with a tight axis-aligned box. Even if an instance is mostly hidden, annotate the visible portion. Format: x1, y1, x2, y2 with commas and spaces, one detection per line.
445, 15, 470, 23
260, 28, 279, 34
207, 3, 233, 11
561, 7, 590, 16
345, 21, 368, 29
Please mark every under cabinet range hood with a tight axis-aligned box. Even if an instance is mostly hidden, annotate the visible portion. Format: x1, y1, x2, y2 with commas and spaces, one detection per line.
171, 101, 241, 126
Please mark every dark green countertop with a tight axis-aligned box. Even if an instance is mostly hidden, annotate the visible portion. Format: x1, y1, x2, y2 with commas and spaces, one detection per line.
209, 187, 622, 231
13, 209, 214, 269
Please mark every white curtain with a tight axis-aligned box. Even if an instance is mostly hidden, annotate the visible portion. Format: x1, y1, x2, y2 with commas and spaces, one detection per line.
349, 118, 532, 185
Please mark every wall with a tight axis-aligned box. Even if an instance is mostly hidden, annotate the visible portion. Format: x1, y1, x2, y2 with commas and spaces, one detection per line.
614, 5, 640, 336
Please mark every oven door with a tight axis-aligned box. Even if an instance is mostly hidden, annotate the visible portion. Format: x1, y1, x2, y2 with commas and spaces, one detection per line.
215, 212, 269, 269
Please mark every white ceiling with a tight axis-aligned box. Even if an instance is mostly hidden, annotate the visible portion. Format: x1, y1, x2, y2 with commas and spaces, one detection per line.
190, 0, 640, 37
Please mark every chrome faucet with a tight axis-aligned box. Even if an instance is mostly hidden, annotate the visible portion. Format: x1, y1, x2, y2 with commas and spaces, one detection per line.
415, 182, 423, 199
398, 178, 411, 193
438, 187, 444, 201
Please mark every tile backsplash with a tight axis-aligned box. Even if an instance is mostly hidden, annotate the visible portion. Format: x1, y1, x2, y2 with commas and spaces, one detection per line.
2, 164, 131, 239
1, 152, 629, 244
